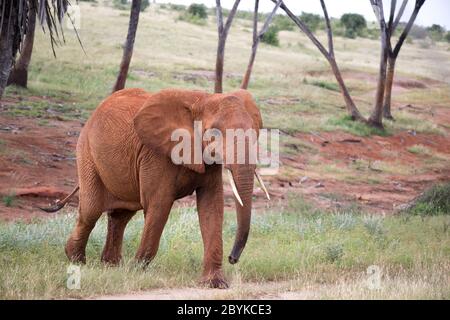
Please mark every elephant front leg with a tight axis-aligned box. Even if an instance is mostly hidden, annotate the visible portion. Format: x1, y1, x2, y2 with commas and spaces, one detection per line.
196, 183, 228, 289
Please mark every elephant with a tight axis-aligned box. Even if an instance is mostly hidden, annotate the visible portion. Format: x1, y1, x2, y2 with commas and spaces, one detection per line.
41, 87, 270, 288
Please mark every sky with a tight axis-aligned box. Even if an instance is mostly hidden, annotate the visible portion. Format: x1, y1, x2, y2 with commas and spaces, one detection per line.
156, 0, 450, 29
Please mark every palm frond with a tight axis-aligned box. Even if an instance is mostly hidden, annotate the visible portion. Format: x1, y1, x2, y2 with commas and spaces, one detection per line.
0, 0, 74, 58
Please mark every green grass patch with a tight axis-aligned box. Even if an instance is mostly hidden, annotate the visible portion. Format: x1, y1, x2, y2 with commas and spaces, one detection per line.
308, 80, 340, 92
3, 101, 85, 121
326, 115, 390, 137
1, 194, 16, 207
0, 197, 449, 299
408, 144, 432, 155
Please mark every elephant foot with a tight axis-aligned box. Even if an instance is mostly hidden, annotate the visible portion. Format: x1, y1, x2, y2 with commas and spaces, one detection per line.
65, 240, 86, 264
200, 272, 229, 289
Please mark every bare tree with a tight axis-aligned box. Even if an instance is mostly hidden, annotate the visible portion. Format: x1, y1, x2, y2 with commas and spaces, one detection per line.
214, 0, 241, 93
7, 1, 36, 88
112, 0, 142, 92
241, 0, 282, 90
368, 0, 388, 128
383, 0, 426, 119
273, 0, 365, 122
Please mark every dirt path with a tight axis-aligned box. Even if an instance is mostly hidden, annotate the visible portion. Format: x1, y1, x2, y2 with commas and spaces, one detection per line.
93, 281, 318, 300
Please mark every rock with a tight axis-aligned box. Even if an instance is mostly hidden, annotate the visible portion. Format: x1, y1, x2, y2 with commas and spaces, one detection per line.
299, 176, 309, 184
315, 182, 324, 188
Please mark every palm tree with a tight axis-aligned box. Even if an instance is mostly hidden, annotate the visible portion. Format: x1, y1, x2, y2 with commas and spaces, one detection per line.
0, 0, 68, 99
7, 0, 36, 88
112, 0, 142, 92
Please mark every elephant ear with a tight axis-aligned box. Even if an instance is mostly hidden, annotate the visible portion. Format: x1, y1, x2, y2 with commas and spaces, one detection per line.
230, 89, 263, 133
133, 89, 207, 174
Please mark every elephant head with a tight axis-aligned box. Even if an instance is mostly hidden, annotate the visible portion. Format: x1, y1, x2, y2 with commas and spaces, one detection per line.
133, 88, 269, 265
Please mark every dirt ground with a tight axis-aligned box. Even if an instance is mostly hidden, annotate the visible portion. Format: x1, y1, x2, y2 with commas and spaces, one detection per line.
1, 95, 450, 221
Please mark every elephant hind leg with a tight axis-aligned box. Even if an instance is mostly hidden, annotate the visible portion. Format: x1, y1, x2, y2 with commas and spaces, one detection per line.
101, 209, 136, 265
65, 207, 103, 264
66, 161, 105, 264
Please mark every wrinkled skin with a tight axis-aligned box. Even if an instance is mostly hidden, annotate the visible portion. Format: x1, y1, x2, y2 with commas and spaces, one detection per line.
66, 88, 263, 288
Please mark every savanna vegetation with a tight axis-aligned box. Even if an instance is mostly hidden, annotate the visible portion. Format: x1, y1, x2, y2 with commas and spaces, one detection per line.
1, 196, 449, 299
0, 1, 449, 299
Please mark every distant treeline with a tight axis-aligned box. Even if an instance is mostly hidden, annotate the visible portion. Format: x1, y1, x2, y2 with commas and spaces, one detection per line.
155, 2, 450, 44
79, 1, 450, 44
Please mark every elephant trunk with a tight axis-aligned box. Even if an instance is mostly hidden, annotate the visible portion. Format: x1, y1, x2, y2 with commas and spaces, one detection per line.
227, 164, 255, 264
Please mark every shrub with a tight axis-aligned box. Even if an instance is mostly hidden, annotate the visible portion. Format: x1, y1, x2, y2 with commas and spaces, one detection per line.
141, 0, 150, 12
169, 3, 186, 11
300, 12, 322, 32
261, 25, 279, 46
407, 183, 450, 216
178, 3, 208, 25
112, 0, 148, 11
446, 32, 450, 43
427, 24, 445, 41
409, 24, 428, 39
112, 0, 129, 11
2, 194, 15, 207
272, 14, 295, 31
324, 243, 344, 263
187, 3, 207, 19
341, 13, 366, 38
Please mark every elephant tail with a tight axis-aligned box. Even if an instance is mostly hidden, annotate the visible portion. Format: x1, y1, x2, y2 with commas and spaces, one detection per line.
38, 186, 80, 213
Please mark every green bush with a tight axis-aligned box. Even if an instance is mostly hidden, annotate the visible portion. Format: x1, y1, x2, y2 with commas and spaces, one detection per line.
409, 24, 428, 39
446, 32, 450, 43
112, 0, 129, 10
141, 0, 150, 12
407, 183, 450, 216
169, 3, 186, 11
341, 13, 366, 38
187, 3, 207, 19
300, 12, 323, 32
112, 0, 148, 12
272, 14, 295, 31
427, 24, 445, 41
2, 194, 15, 207
178, 3, 208, 25
261, 25, 279, 46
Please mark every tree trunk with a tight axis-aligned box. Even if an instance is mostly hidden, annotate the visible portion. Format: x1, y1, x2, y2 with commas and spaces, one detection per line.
383, 56, 396, 120
112, 0, 141, 92
0, 24, 14, 100
7, 3, 36, 88
368, 25, 388, 129
368, 48, 388, 128
329, 57, 365, 121
240, 43, 257, 90
214, 37, 226, 93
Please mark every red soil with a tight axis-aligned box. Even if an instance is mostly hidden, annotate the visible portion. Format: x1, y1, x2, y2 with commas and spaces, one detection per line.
0, 97, 449, 220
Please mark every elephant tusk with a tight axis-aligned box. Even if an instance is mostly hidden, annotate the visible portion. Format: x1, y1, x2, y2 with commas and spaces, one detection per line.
226, 169, 244, 207
255, 170, 270, 200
